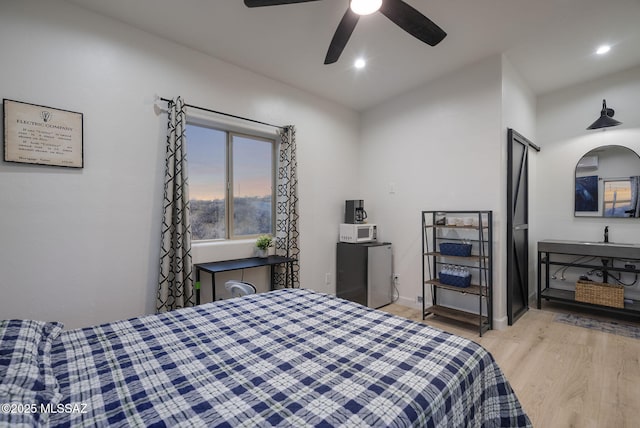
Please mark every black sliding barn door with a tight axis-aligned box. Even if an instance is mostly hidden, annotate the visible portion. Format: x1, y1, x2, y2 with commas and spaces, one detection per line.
507, 129, 539, 325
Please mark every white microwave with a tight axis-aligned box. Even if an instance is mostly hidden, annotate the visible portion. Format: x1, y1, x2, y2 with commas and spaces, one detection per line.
339, 223, 377, 243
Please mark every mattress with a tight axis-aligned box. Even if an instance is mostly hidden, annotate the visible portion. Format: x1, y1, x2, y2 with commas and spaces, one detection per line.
1, 288, 531, 427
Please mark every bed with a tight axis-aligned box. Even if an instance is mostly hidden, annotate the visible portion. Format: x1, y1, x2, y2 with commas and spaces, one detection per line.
1, 289, 531, 427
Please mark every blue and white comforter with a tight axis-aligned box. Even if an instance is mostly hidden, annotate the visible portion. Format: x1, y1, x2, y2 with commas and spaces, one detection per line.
1, 289, 531, 427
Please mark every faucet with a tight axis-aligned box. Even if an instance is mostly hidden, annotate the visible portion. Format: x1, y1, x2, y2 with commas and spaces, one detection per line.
604, 225, 609, 243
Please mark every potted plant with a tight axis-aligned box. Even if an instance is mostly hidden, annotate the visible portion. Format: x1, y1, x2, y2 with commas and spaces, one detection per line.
255, 235, 273, 258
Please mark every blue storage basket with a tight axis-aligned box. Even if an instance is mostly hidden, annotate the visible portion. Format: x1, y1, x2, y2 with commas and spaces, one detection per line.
439, 272, 472, 288
439, 243, 472, 257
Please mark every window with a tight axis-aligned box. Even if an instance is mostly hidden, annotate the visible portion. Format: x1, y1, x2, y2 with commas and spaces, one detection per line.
603, 179, 632, 217
187, 123, 275, 240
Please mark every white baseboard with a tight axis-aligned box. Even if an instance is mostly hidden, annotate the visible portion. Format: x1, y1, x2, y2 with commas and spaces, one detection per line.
395, 295, 421, 309
492, 315, 508, 331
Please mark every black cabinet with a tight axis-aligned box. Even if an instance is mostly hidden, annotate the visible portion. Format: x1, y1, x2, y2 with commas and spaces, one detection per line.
336, 242, 393, 308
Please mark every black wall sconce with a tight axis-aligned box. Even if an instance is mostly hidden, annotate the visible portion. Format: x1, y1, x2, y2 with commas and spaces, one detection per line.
587, 99, 622, 130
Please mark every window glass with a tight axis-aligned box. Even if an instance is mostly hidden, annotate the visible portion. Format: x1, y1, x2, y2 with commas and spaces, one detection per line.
603, 179, 631, 217
186, 124, 274, 240
187, 125, 226, 240
232, 134, 273, 236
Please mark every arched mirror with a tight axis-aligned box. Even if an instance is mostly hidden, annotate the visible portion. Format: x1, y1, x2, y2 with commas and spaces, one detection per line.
575, 145, 640, 218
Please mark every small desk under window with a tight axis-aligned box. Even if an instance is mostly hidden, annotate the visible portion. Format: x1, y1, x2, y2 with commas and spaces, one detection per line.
194, 255, 295, 304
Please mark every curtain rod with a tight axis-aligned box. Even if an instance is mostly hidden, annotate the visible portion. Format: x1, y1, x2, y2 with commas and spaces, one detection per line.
160, 97, 285, 130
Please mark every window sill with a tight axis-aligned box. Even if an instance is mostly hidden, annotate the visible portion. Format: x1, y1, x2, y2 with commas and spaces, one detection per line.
192, 238, 258, 264
192, 238, 256, 247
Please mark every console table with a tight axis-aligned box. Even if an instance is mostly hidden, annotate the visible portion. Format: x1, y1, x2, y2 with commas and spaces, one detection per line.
537, 239, 640, 317
195, 255, 295, 304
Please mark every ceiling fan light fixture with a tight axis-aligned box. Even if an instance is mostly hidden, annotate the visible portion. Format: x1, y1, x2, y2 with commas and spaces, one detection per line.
246, 0, 446, 65
350, 0, 382, 16
587, 99, 622, 130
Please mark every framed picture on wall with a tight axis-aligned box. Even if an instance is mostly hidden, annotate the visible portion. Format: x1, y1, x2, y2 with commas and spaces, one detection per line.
575, 175, 598, 212
3, 99, 83, 168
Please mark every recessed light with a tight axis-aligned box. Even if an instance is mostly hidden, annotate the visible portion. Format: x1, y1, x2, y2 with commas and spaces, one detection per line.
354, 58, 366, 69
596, 45, 611, 55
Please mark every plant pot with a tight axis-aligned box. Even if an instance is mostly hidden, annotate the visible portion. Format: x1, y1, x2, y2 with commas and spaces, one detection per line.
256, 248, 268, 258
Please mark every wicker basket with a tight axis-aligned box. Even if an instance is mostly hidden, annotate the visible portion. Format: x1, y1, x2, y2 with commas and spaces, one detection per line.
575, 280, 624, 308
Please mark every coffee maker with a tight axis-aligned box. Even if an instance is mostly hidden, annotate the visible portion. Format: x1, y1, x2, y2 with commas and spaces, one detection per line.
345, 200, 367, 224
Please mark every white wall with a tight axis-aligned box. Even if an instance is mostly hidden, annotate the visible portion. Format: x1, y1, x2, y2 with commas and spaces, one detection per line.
0, 0, 360, 328
534, 65, 640, 243
359, 56, 508, 325
534, 65, 640, 296
500, 56, 538, 308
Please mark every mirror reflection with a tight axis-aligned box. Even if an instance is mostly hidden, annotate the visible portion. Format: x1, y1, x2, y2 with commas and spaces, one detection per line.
575, 145, 640, 218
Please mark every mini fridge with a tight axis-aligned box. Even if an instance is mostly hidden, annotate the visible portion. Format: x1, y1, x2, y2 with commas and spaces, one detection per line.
336, 242, 393, 308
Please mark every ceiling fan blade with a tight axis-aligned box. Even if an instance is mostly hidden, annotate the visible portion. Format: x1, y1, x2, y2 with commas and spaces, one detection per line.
244, 0, 321, 7
379, 0, 446, 46
324, 8, 359, 64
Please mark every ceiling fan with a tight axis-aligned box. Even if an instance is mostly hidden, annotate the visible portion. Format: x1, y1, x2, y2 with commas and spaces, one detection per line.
244, 0, 447, 64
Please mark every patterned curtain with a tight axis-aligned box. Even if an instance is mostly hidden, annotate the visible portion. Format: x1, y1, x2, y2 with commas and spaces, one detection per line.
274, 126, 300, 288
630, 176, 640, 218
157, 97, 195, 312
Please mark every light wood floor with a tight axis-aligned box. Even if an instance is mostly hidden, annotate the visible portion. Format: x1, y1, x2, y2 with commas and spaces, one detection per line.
378, 303, 640, 428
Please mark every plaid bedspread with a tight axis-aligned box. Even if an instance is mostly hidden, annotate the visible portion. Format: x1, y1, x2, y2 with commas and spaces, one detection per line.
3, 289, 531, 427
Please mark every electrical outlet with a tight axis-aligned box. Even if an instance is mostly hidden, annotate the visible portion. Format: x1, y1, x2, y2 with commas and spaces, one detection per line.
416, 295, 423, 303
392, 273, 400, 283
325, 273, 332, 285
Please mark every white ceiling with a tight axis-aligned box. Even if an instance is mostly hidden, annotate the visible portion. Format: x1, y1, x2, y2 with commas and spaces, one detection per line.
63, 0, 640, 111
